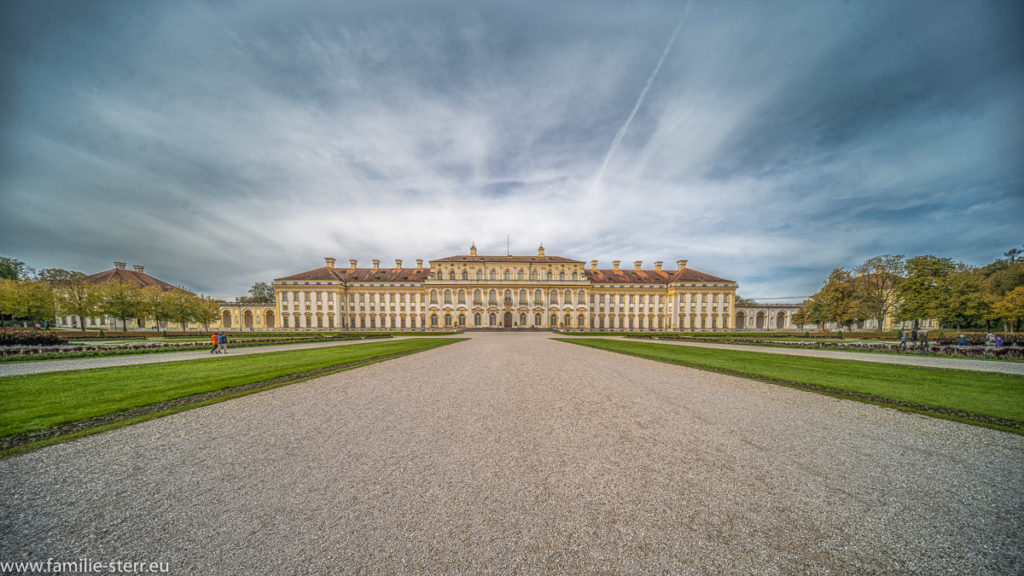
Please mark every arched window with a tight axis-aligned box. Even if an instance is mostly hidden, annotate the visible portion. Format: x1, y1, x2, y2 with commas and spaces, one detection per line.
490, 269, 497, 280
519, 290, 527, 305
572, 271, 578, 280
519, 313, 526, 326
504, 290, 512, 306
458, 314, 466, 326
476, 270, 483, 280
444, 290, 452, 305
488, 289, 497, 305
473, 289, 482, 305
503, 269, 511, 280
564, 313, 571, 327
534, 290, 543, 305
546, 271, 553, 281
564, 290, 572, 304
559, 271, 565, 280
458, 290, 466, 304
550, 290, 558, 304
535, 313, 542, 326
360, 317, 366, 328
430, 290, 438, 305
577, 314, 584, 327
530, 270, 538, 280
449, 271, 456, 280
578, 290, 585, 303
550, 313, 558, 327
489, 313, 496, 326
474, 313, 481, 325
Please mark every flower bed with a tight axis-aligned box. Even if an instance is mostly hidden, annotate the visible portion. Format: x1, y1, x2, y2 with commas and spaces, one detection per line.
630, 335, 1024, 360
0, 333, 390, 362
0, 329, 69, 346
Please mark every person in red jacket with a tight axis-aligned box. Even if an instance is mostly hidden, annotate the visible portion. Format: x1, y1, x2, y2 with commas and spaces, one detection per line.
210, 333, 219, 354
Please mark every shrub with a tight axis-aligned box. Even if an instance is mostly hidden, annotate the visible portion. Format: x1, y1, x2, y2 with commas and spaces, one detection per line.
0, 329, 68, 346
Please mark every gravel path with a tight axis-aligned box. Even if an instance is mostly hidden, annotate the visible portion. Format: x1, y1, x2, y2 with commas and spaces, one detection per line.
1, 332, 1021, 575
573, 336, 1024, 375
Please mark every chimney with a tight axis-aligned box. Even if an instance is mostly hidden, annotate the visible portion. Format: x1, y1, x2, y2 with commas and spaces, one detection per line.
324, 257, 336, 269
677, 259, 688, 270
634, 260, 643, 271
114, 261, 126, 270
590, 260, 598, 270
612, 260, 621, 271
469, 243, 477, 257
654, 261, 663, 271
395, 259, 402, 269
416, 259, 423, 269
132, 265, 144, 273
349, 259, 358, 269
538, 243, 545, 257
372, 259, 380, 269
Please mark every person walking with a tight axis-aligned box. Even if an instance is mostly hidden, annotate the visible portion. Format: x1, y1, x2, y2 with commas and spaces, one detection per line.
957, 334, 967, 346
217, 332, 228, 354
899, 331, 908, 351
920, 331, 929, 350
210, 333, 219, 354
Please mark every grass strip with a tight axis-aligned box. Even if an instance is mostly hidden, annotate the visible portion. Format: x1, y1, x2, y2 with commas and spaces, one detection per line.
558, 338, 1024, 434
0, 338, 464, 456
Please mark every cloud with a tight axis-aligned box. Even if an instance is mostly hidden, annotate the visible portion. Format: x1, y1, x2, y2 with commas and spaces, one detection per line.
0, 0, 1020, 302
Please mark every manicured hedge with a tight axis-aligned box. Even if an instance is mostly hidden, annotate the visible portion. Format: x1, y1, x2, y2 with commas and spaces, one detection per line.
0, 329, 68, 346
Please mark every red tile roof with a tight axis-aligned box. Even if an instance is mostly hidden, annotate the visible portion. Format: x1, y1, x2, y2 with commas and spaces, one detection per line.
84, 268, 178, 291
585, 268, 734, 284
276, 266, 431, 283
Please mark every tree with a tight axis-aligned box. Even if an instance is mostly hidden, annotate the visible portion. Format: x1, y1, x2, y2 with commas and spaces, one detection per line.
0, 257, 29, 280
0, 278, 55, 326
141, 286, 174, 329
190, 296, 220, 330
164, 288, 199, 331
97, 281, 144, 332
734, 296, 758, 305
38, 268, 97, 331
804, 268, 867, 330
791, 305, 808, 329
854, 254, 905, 331
240, 281, 275, 303
897, 255, 956, 327
0, 278, 18, 326
992, 286, 1024, 332
943, 266, 992, 330
1005, 247, 1023, 264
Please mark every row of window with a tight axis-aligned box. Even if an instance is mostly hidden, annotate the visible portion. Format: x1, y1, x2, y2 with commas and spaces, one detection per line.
432, 268, 582, 282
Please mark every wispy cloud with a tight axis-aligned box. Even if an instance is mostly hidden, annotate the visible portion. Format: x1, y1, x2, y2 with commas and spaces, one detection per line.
0, 0, 1020, 301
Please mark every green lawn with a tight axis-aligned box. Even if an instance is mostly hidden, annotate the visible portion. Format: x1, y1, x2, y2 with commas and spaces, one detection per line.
0, 338, 463, 445
559, 338, 1024, 433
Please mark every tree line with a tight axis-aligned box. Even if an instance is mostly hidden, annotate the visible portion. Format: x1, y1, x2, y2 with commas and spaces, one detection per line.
794, 248, 1024, 332
0, 257, 221, 331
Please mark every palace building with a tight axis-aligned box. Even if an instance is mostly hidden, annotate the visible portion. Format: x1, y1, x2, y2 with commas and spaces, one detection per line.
273, 244, 739, 331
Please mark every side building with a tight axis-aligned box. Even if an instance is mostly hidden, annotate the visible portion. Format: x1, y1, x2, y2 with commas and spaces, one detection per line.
273, 244, 738, 331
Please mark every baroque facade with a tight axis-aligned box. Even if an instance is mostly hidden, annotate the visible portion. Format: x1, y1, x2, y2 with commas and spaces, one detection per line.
273, 245, 738, 331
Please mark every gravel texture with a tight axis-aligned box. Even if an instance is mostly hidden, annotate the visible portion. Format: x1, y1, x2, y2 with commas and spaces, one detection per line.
1, 332, 1021, 575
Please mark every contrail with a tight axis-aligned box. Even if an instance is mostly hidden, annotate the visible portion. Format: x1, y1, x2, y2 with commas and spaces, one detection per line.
589, 1, 693, 196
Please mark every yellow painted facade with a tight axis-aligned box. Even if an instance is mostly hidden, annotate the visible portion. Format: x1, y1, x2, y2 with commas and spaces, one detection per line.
273, 245, 739, 331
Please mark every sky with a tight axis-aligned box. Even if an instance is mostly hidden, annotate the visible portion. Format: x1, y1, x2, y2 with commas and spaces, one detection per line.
1, 0, 1021, 302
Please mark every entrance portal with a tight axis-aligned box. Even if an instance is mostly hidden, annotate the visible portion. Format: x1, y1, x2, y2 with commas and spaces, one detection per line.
503, 311, 513, 328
